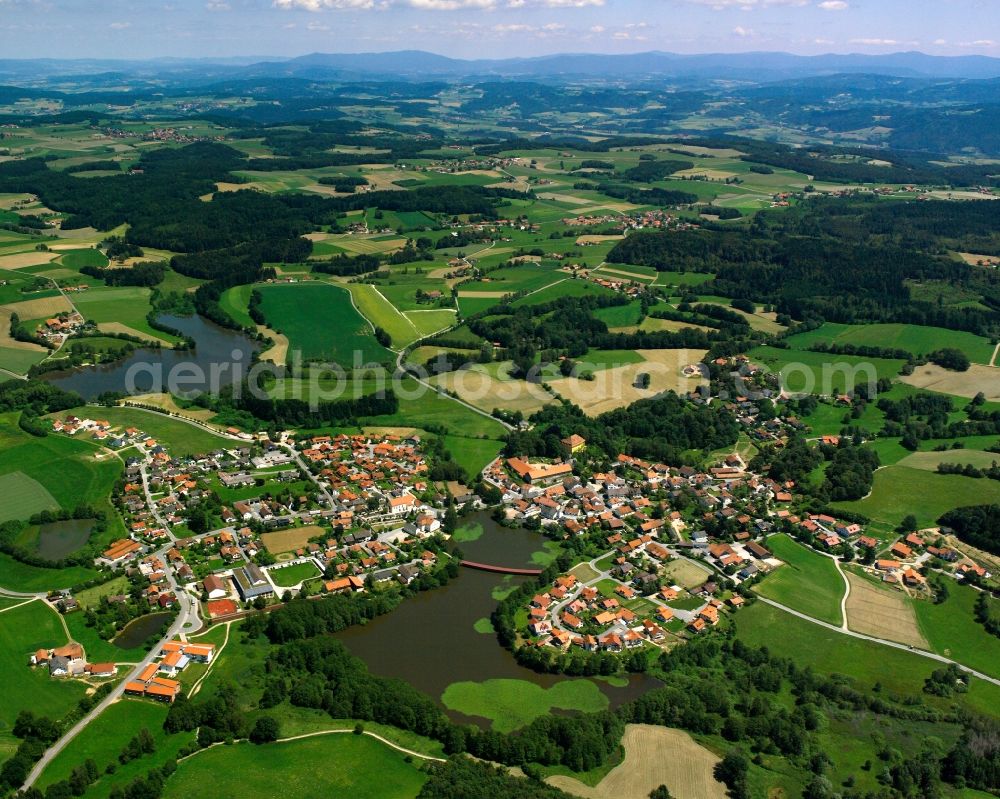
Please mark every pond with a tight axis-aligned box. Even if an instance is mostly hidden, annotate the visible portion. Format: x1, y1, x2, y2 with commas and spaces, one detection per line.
43, 314, 259, 400
113, 612, 172, 650
337, 512, 659, 727
36, 518, 94, 561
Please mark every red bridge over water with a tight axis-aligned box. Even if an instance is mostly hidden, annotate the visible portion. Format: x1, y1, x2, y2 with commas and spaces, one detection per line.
460, 560, 543, 576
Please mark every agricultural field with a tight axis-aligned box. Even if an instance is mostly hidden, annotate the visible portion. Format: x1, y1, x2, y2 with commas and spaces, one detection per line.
71, 286, 181, 344
440, 678, 608, 733
734, 602, 1000, 718
546, 725, 726, 799
359, 375, 508, 442
548, 348, 707, 416
749, 345, 906, 395
163, 734, 426, 799
754, 534, 845, 625
344, 283, 422, 348
257, 283, 394, 364
427, 363, 554, 416
833, 465, 1000, 529
901, 362, 1000, 402
786, 322, 996, 365
0, 412, 122, 529
844, 571, 927, 648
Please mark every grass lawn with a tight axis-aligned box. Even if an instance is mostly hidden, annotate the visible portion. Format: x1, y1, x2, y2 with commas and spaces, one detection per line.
268, 561, 321, 588
258, 283, 394, 364
441, 678, 609, 733
755, 534, 844, 625
0, 601, 88, 744
163, 734, 426, 799
832, 466, 1000, 529
734, 601, 1000, 719
66, 405, 231, 457
913, 583, 1000, 680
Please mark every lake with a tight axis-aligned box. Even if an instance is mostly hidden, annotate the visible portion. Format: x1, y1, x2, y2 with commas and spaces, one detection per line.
36, 518, 94, 561
44, 314, 259, 400
113, 612, 172, 650
337, 512, 659, 726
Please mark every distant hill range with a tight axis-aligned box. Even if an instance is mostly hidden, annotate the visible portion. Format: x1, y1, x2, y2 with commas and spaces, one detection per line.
3, 50, 1000, 85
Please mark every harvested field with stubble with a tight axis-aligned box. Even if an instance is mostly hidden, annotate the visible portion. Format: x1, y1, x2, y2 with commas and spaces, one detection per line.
0, 251, 59, 270
261, 525, 326, 555
429, 366, 554, 415
548, 349, 707, 416
1, 294, 73, 320
546, 725, 726, 799
845, 572, 928, 648
901, 363, 1000, 400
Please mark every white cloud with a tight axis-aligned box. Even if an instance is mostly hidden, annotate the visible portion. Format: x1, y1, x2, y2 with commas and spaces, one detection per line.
817, 0, 847, 10
849, 38, 899, 45
273, 0, 378, 9
733, 25, 754, 36
206, 1, 231, 9
680, 0, 807, 9
109, 21, 132, 29
274, 0, 601, 8
957, 39, 997, 47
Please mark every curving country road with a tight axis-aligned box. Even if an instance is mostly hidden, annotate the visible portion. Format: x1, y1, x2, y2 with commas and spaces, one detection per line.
756, 596, 1000, 688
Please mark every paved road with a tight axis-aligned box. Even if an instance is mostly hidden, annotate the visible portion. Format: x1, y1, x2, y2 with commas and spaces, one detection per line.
22, 595, 195, 790
756, 596, 1000, 688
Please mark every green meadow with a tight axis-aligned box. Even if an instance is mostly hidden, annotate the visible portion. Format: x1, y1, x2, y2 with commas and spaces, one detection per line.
786, 322, 996, 365
163, 734, 426, 799
833, 466, 1000, 528
755, 534, 845, 625
257, 283, 394, 364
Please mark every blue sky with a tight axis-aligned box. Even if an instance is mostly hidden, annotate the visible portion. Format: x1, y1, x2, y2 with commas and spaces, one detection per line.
0, 0, 996, 60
